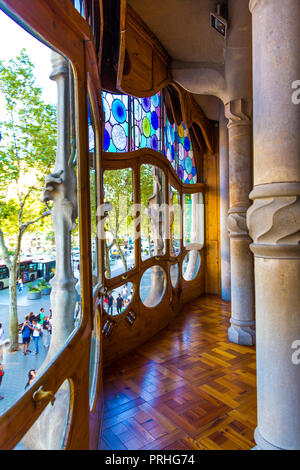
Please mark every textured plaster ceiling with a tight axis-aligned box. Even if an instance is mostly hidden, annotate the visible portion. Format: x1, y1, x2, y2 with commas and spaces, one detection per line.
128, 0, 225, 65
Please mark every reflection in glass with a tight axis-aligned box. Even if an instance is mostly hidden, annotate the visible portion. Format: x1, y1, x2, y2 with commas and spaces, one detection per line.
19, 380, 71, 450
170, 263, 179, 288
88, 96, 98, 286
89, 309, 100, 409
183, 193, 204, 247
104, 282, 134, 316
140, 266, 166, 308
182, 251, 201, 281
140, 164, 165, 261
103, 168, 135, 279
169, 186, 181, 256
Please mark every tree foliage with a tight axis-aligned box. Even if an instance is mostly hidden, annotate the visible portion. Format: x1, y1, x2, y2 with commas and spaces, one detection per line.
0, 49, 57, 349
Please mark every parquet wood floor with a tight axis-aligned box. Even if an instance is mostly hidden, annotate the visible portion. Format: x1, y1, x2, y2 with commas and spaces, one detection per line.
100, 295, 257, 450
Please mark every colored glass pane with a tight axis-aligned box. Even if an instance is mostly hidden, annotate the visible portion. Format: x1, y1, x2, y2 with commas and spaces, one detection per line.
102, 92, 129, 153
101, 90, 197, 183
131, 92, 162, 152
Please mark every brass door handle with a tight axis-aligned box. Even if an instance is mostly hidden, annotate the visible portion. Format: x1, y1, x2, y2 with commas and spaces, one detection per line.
33, 386, 56, 406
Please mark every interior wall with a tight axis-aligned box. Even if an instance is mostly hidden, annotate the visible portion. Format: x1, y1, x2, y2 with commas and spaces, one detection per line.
203, 125, 221, 294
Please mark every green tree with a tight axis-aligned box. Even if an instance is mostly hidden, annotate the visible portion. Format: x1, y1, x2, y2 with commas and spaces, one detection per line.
103, 168, 134, 277
0, 50, 56, 350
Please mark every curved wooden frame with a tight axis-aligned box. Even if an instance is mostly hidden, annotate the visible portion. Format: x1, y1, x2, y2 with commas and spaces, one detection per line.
101, 148, 206, 365
0, 0, 102, 450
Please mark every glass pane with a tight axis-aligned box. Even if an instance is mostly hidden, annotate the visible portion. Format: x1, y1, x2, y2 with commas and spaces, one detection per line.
103, 168, 135, 279
131, 93, 162, 152
88, 96, 98, 286
104, 282, 134, 316
169, 186, 181, 256
89, 309, 100, 409
15, 379, 71, 450
102, 92, 129, 152
0, 10, 80, 415
140, 164, 165, 261
170, 264, 179, 288
140, 266, 166, 308
176, 123, 197, 184
183, 193, 204, 247
182, 250, 201, 281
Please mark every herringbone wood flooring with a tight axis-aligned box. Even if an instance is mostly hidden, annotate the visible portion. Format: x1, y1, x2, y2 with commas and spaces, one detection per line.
100, 295, 257, 450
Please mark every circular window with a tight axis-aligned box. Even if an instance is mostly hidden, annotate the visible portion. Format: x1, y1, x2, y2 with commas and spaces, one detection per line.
170, 263, 179, 288
104, 282, 134, 316
182, 250, 201, 281
140, 266, 166, 308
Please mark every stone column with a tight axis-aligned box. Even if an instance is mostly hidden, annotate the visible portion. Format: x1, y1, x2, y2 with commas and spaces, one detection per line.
247, 0, 300, 450
219, 104, 231, 301
225, 98, 255, 345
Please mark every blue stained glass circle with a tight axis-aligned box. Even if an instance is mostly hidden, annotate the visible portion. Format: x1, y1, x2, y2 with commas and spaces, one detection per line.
171, 146, 175, 161
104, 129, 110, 151
141, 97, 151, 113
185, 157, 193, 174
151, 111, 158, 130
112, 124, 127, 150
151, 134, 158, 151
178, 166, 184, 181
184, 136, 191, 151
112, 99, 127, 123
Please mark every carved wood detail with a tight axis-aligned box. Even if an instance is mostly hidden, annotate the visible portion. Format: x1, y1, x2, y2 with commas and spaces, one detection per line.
117, 4, 172, 97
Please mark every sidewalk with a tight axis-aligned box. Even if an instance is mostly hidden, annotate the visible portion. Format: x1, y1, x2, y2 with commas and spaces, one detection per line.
0, 339, 49, 415
0, 282, 51, 416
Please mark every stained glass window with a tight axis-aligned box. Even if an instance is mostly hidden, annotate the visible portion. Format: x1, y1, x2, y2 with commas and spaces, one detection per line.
102, 90, 197, 183
102, 92, 129, 153
132, 93, 162, 152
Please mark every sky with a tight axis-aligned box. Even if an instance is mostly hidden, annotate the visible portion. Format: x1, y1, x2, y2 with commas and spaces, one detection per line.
0, 8, 57, 106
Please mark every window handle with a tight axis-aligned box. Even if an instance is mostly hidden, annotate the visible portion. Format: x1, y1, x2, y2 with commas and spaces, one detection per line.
33, 386, 55, 406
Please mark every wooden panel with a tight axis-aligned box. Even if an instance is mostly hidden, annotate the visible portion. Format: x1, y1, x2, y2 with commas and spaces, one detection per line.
117, 5, 171, 97
100, 295, 257, 450
203, 126, 221, 295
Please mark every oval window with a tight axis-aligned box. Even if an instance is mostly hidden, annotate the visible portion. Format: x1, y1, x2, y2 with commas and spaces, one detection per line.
104, 282, 134, 316
140, 266, 166, 308
182, 250, 201, 281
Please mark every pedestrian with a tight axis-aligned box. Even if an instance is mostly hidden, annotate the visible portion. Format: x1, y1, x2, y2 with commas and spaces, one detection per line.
0, 323, 4, 361
21, 315, 33, 355
32, 320, 42, 354
37, 307, 45, 325
122, 284, 128, 299
25, 369, 36, 390
42, 315, 50, 348
0, 363, 4, 400
107, 292, 114, 315
17, 278, 23, 293
116, 293, 123, 314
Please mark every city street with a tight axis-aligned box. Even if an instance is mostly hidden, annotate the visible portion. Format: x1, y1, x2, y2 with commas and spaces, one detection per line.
0, 282, 51, 419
